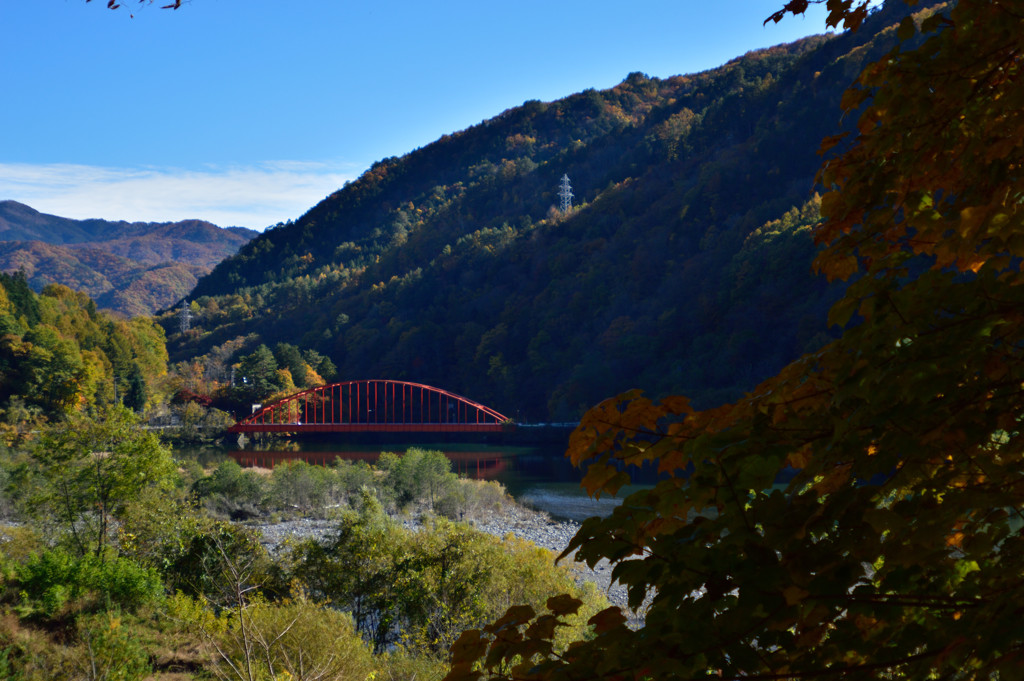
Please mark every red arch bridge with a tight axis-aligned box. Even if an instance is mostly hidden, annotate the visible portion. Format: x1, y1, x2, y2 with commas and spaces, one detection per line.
228, 379, 513, 434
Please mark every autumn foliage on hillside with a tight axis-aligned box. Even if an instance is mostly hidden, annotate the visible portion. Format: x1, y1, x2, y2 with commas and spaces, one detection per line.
171, 13, 928, 421
0, 271, 167, 431
448, 1, 1024, 679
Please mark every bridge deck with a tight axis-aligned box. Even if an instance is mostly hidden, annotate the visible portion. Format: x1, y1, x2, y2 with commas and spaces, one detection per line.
229, 422, 510, 434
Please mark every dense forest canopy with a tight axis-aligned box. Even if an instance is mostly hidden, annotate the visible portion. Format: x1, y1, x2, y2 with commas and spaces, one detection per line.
161, 3, 930, 421
0, 270, 167, 432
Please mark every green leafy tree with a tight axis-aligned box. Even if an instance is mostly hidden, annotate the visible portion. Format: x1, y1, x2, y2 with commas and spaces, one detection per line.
289, 492, 407, 651
268, 459, 338, 514
399, 517, 606, 657
171, 590, 376, 681
272, 342, 309, 387
332, 458, 376, 502
303, 348, 336, 382
192, 459, 267, 520
448, 2, 1024, 680
123, 362, 147, 412
25, 405, 176, 558
21, 325, 87, 414
290, 493, 607, 657
159, 520, 271, 603
384, 448, 458, 511
236, 344, 280, 401
12, 549, 163, 618
76, 611, 152, 681
0, 270, 40, 326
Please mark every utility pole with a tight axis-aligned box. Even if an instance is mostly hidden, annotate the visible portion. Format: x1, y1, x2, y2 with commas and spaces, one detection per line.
558, 174, 574, 213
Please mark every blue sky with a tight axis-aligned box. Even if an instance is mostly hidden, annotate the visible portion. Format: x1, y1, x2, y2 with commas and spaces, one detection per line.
1, 1, 832, 229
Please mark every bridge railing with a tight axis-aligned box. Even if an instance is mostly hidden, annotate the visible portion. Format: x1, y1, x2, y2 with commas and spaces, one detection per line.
229, 379, 511, 433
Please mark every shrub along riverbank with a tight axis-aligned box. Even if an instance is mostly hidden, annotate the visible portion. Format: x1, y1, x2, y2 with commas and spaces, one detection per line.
0, 410, 611, 680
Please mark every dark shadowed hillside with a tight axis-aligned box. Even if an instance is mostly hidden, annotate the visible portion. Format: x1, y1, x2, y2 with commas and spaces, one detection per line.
165, 3, 930, 421
0, 201, 257, 316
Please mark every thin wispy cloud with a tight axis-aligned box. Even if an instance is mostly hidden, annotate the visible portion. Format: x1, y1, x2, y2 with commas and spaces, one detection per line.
0, 162, 359, 230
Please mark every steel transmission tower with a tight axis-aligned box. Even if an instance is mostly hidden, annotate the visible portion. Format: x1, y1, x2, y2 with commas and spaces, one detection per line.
558, 174, 574, 213
179, 300, 192, 333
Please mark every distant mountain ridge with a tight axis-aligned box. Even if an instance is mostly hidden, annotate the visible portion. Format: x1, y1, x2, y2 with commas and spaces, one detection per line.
0, 201, 258, 316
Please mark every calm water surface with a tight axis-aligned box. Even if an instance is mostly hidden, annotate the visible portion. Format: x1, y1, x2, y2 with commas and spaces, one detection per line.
174, 439, 655, 521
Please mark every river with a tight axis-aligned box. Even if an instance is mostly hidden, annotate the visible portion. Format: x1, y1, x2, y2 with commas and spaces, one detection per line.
173, 438, 656, 521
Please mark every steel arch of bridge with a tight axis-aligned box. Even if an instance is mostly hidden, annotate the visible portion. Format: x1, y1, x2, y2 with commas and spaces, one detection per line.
228, 379, 512, 434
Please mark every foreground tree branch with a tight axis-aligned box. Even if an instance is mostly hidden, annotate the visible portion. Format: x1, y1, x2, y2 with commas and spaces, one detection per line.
447, 2, 1024, 678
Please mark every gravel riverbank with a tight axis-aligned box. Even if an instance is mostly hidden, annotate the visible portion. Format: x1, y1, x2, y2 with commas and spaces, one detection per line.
250, 503, 644, 624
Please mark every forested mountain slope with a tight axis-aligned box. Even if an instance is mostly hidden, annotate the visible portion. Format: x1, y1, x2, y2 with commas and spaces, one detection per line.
0, 201, 257, 316
169, 3, 924, 421
0, 270, 167, 433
